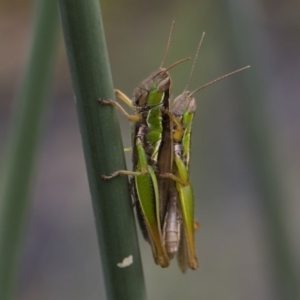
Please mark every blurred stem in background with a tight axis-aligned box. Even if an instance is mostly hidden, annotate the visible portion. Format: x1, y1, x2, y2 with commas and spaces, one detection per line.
0, 1, 59, 299
58, 1, 147, 300
223, 1, 300, 299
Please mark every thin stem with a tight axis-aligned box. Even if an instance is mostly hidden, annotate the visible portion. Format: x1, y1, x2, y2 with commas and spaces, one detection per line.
58, 1, 147, 300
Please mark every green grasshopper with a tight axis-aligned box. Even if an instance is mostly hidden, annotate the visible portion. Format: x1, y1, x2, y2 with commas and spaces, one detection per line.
161, 33, 250, 272
100, 23, 190, 267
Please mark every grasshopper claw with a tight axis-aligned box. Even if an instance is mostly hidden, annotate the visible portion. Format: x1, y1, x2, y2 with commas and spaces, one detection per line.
101, 172, 119, 180
98, 98, 113, 105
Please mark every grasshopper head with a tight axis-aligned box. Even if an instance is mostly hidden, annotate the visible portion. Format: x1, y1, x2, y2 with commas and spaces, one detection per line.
172, 91, 197, 118
152, 68, 172, 93
132, 58, 190, 109
132, 68, 171, 109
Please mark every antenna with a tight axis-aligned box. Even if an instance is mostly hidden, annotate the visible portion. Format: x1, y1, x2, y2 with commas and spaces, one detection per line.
162, 57, 191, 74
150, 57, 191, 80
184, 32, 206, 91
159, 20, 175, 68
190, 66, 250, 96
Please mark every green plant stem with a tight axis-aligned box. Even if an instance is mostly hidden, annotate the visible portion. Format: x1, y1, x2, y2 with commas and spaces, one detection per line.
58, 1, 146, 300
0, 1, 59, 299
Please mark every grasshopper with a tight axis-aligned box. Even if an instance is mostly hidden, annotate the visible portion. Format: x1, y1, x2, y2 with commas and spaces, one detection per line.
100, 23, 190, 267
161, 33, 250, 272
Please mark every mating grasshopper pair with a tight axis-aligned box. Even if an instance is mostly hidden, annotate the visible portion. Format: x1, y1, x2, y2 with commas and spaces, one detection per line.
100, 25, 249, 272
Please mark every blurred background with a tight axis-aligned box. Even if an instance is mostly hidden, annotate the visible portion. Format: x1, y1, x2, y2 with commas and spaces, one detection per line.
1, 0, 300, 299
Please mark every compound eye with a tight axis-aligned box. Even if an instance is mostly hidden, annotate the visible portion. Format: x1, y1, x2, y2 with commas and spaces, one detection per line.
157, 76, 170, 92
187, 96, 197, 113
